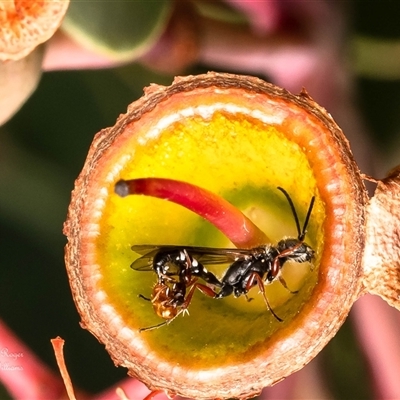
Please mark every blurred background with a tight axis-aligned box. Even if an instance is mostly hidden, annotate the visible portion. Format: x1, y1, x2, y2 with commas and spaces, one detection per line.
1, 1, 400, 399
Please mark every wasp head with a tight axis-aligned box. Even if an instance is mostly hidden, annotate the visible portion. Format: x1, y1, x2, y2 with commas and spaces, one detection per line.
277, 238, 315, 264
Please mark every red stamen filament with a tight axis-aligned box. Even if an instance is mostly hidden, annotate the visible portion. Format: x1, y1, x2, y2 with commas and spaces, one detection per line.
115, 178, 270, 248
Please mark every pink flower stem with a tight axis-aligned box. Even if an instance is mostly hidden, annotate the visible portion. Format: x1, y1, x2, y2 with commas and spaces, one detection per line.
95, 377, 166, 400
352, 295, 400, 399
0, 319, 66, 400
115, 178, 270, 248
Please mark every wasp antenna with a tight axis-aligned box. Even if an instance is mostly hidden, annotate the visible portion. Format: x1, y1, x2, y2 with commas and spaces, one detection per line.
269, 303, 283, 323
277, 187, 301, 238
299, 196, 315, 241
138, 294, 151, 302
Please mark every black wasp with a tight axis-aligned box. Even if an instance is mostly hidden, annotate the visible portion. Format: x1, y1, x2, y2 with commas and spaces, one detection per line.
131, 187, 315, 330
132, 246, 222, 332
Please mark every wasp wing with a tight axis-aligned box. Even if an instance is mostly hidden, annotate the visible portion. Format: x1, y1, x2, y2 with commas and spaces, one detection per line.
131, 245, 194, 270
130, 244, 254, 270
130, 245, 166, 271
189, 247, 253, 264
131, 244, 170, 255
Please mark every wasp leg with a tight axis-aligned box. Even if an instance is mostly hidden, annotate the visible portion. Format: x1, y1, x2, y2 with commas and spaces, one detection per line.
244, 294, 254, 303
174, 280, 217, 318
246, 272, 283, 322
194, 282, 218, 298
179, 280, 211, 309
278, 275, 298, 294
139, 320, 169, 333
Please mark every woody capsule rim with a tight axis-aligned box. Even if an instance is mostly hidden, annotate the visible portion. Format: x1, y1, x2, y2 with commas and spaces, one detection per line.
63, 72, 368, 399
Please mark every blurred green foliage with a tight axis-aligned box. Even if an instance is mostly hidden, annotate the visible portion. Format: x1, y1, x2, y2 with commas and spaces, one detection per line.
0, 65, 173, 393
63, 0, 172, 60
353, 1, 400, 161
